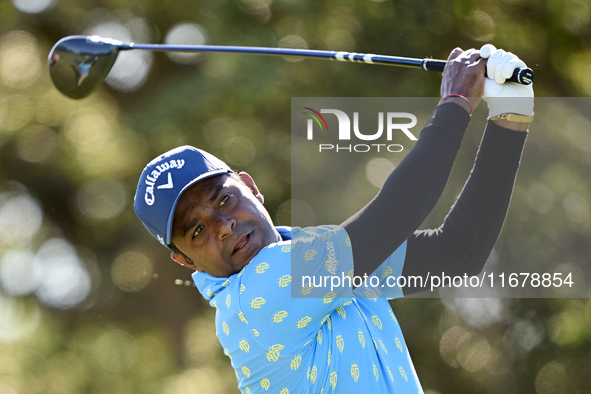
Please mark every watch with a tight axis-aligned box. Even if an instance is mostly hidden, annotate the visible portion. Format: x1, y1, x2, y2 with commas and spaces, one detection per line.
490, 113, 534, 123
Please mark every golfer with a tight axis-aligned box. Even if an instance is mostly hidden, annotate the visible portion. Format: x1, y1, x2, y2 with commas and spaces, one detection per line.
134, 44, 533, 393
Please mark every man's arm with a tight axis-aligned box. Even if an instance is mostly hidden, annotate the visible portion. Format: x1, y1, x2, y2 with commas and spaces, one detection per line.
399, 45, 534, 293
342, 48, 486, 278
401, 120, 528, 294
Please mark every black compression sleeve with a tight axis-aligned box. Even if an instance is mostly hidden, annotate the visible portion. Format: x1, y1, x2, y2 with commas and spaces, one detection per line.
342, 102, 471, 278
401, 121, 528, 295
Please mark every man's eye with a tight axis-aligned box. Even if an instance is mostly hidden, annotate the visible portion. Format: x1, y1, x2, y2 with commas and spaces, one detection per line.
193, 225, 203, 238
220, 194, 230, 207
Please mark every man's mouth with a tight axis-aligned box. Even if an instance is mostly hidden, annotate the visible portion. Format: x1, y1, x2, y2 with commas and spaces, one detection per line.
233, 233, 250, 254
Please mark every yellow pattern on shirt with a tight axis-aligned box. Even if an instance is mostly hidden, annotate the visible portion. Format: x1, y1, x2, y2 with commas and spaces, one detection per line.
336, 334, 344, 353
330, 371, 337, 389
273, 310, 288, 323
379, 339, 388, 355
311, 365, 318, 384
358, 331, 365, 348
242, 365, 251, 378
364, 289, 377, 302
322, 292, 336, 304
239, 339, 250, 353
371, 315, 382, 329
277, 275, 291, 287
399, 366, 408, 382
266, 344, 285, 362
256, 262, 269, 274
346, 270, 354, 280
304, 249, 317, 261
382, 266, 393, 278
238, 311, 248, 323
351, 363, 360, 382
296, 316, 312, 329
320, 232, 333, 240
301, 284, 314, 295
250, 297, 266, 309
290, 355, 301, 370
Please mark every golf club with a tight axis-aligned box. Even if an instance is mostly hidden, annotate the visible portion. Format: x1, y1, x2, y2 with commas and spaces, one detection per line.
48, 35, 534, 100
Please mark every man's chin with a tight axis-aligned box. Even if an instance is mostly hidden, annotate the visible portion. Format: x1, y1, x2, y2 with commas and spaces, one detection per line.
230, 228, 278, 273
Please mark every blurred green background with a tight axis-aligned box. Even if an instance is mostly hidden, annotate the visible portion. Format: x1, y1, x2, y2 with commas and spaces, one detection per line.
0, 0, 590, 393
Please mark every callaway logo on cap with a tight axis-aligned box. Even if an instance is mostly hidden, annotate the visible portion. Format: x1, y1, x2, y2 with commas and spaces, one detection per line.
134, 146, 233, 248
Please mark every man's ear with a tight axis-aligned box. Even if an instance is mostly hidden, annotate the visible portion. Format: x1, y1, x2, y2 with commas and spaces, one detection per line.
238, 172, 264, 204
171, 252, 198, 270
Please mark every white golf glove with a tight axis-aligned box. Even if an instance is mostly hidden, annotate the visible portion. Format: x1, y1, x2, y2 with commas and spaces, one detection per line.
480, 44, 534, 119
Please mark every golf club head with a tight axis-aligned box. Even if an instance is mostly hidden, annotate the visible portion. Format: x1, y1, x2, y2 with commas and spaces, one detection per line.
48, 36, 124, 99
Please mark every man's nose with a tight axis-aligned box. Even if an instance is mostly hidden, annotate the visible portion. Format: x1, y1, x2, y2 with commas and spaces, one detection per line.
212, 214, 236, 239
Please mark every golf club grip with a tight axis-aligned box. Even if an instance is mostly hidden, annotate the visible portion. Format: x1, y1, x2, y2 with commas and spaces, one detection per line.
422, 59, 533, 85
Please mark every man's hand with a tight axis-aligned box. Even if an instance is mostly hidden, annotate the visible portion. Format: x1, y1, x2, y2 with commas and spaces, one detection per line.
440, 48, 487, 112
480, 44, 534, 131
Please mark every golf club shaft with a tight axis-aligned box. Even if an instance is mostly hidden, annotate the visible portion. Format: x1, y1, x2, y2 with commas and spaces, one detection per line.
123, 43, 533, 85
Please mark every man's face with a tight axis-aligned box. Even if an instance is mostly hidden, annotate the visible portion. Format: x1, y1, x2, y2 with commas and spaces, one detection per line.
171, 173, 280, 277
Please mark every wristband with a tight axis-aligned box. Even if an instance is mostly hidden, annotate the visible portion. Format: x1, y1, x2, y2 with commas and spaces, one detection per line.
490, 113, 534, 123
440, 94, 473, 116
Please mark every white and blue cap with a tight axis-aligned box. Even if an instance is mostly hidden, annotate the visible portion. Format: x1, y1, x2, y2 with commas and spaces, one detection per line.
134, 146, 233, 249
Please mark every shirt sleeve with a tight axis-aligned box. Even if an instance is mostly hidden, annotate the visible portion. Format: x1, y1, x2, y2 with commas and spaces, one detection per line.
237, 225, 354, 351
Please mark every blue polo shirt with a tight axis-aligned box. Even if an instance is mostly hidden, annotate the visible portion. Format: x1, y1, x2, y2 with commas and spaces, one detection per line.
192, 225, 423, 394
